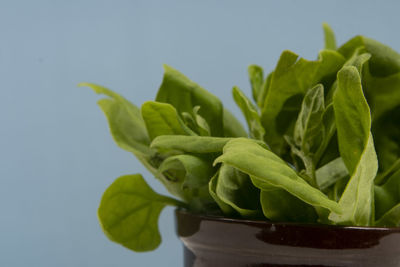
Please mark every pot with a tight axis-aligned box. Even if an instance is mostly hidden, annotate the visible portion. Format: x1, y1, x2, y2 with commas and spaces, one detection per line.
175, 209, 400, 267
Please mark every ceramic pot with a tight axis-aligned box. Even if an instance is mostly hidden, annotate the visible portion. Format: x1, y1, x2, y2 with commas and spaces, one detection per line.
175, 209, 400, 267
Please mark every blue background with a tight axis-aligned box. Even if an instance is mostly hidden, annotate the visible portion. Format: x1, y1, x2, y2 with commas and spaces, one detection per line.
1, 1, 400, 266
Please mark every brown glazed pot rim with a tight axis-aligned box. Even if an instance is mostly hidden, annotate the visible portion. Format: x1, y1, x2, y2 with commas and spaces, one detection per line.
176, 208, 400, 231
176, 209, 400, 266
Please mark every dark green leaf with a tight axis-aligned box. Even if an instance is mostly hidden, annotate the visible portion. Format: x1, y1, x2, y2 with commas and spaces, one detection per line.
215, 164, 261, 217
375, 168, 400, 220
260, 187, 318, 222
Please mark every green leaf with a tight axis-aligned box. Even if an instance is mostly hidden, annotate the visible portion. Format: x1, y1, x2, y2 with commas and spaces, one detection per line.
257, 71, 273, 109
156, 65, 224, 136
259, 187, 318, 222
261, 50, 345, 155
367, 72, 400, 120
315, 103, 337, 165
333, 66, 372, 175
192, 106, 211, 136
82, 83, 164, 176
209, 172, 235, 215
294, 84, 325, 154
80, 83, 151, 156
215, 164, 261, 217
158, 154, 215, 211
98, 174, 183, 252
329, 135, 378, 226
375, 168, 400, 220
329, 66, 378, 226
316, 157, 348, 191
338, 36, 400, 77
375, 159, 400, 185
375, 203, 400, 227
215, 138, 342, 214
373, 108, 400, 173
222, 108, 248, 137
248, 65, 264, 104
141, 101, 188, 141
151, 135, 233, 154
232, 86, 265, 140
323, 23, 337, 50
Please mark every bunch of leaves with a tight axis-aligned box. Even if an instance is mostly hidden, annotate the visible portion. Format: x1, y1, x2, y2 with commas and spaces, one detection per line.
82, 24, 400, 253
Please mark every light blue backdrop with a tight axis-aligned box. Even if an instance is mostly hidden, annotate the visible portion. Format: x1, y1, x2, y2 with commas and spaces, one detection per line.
1, 0, 400, 266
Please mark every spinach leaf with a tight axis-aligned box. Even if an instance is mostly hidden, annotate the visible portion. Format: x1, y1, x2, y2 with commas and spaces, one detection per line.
333, 66, 372, 174
215, 164, 261, 217
156, 65, 224, 136
261, 50, 345, 155
294, 84, 325, 154
209, 172, 235, 215
338, 36, 400, 77
257, 71, 273, 109
329, 66, 378, 226
259, 187, 318, 223
151, 135, 233, 154
80, 83, 151, 156
289, 84, 325, 183
375, 159, 400, 185
98, 174, 184, 252
371, 103, 400, 174
316, 157, 348, 191
215, 138, 342, 214
375, 168, 400, 220
323, 23, 337, 50
232, 86, 265, 140
158, 154, 215, 211
367, 72, 400, 121
248, 64, 264, 105
192, 106, 211, 136
141, 101, 189, 140
81, 83, 165, 176
375, 203, 400, 227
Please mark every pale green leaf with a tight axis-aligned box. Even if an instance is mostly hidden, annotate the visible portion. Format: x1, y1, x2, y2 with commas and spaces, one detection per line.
98, 174, 183, 252
151, 135, 233, 154
316, 157, 348, 191
141, 101, 188, 141
248, 64, 264, 104
333, 66, 372, 175
323, 23, 337, 50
